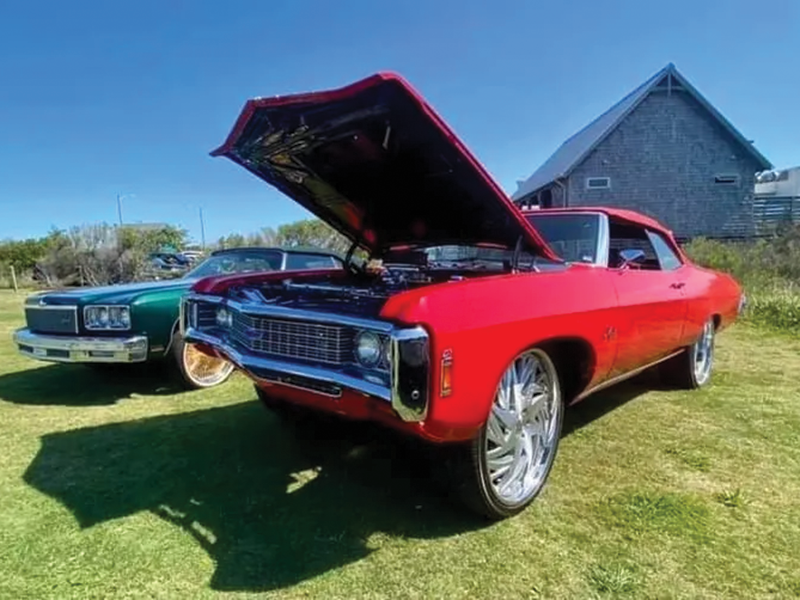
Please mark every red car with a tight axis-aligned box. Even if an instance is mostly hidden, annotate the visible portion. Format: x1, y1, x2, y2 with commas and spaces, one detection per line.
181, 73, 745, 519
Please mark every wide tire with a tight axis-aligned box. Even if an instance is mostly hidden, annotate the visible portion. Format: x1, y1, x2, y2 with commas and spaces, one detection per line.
171, 329, 235, 390
444, 347, 565, 520
659, 317, 716, 389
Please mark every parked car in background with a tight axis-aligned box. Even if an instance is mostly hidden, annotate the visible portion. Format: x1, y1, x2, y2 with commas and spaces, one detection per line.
148, 251, 192, 276
181, 72, 744, 519
179, 249, 205, 263
13, 246, 344, 390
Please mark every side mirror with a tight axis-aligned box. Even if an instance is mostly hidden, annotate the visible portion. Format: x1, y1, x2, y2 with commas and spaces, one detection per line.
618, 248, 646, 269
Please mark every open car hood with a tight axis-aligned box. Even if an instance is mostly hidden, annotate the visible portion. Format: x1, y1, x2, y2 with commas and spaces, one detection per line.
211, 72, 557, 260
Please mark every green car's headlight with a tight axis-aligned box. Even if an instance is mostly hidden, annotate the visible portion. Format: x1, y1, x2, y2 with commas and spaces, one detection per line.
84, 305, 132, 330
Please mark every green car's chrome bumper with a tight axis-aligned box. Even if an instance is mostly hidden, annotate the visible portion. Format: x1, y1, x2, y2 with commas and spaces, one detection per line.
13, 328, 149, 363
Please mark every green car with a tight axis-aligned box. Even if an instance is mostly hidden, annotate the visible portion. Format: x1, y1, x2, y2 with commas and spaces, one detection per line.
12, 246, 344, 389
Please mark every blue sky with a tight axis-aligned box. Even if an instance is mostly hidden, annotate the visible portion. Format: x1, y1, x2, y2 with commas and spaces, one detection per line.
1, 0, 797, 244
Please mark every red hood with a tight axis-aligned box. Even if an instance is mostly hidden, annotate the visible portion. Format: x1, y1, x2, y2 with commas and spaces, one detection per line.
211, 72, 557, 260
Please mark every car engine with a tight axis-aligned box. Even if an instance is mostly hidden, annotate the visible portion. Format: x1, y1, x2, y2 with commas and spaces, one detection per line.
227, 262, 470, 318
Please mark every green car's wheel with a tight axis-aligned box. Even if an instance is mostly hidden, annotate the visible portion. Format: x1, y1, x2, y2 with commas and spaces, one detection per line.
171, 330, 235, 390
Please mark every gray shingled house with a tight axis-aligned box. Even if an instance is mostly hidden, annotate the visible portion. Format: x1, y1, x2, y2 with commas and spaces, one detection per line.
511, 63, 772, 240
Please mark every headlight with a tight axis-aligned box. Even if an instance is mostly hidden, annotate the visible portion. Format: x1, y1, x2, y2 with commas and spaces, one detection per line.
215, 307, 233, 328
84, 305, 131, 330
355, 330, 385, 367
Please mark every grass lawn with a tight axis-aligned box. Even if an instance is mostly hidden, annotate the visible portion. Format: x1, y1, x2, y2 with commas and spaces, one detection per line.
1, 290, 799, 599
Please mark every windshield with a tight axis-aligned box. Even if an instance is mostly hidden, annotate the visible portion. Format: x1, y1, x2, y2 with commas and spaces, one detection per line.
185, 250, 284, 278
524, 213, 601, 264
421, 245, 544, 270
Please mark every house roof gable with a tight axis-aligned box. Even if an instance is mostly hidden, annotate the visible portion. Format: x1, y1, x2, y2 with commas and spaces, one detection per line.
512, 63, 772, 201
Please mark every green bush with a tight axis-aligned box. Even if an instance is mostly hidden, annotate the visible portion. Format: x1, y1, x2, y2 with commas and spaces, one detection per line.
744, 285, 800, 333
683, 227, 800, 333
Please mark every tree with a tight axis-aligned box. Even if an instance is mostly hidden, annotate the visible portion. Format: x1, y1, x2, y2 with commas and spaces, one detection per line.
275, 219, 351, 254
0, 237, 48, 271
34, 222, 190, 287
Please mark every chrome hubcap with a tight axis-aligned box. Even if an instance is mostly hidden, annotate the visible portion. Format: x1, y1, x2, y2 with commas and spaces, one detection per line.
692, 320, 715, 385
484, 350, 560, 505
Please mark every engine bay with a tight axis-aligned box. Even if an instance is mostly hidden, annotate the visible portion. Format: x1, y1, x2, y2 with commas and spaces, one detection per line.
227, 262, 479, 317
221, 243, 561, 318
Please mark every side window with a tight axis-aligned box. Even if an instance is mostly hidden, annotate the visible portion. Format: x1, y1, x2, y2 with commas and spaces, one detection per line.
646, 230, 683, 271
284, 253, 337, 270
607, 221, 661, 270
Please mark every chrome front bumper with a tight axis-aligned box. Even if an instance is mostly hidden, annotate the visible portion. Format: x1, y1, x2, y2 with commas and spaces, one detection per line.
13, 328, 149, 363
181, 294, 431, 422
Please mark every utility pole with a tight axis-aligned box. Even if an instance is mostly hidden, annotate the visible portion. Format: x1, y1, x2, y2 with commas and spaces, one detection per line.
117, 194, 124, 226
199, 207, 206, 250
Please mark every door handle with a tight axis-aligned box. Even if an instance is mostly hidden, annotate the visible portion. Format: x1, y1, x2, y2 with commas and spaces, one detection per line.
670, 282, 685, 289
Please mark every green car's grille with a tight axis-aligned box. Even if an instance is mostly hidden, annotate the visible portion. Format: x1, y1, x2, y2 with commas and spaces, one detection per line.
25, 306, 79, 335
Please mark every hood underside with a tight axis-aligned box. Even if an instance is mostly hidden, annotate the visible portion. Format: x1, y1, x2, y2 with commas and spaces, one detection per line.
211, 72, 556, 259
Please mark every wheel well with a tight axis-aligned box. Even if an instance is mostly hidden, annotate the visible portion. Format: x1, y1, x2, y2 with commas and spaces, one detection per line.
712, 314, 721, 330
164, 318, 182, 355
537, 338, 596, 403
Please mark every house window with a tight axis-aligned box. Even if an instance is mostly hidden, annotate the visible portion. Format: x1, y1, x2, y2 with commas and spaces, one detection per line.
714, 174, 740, 186
586, 177, 610, 190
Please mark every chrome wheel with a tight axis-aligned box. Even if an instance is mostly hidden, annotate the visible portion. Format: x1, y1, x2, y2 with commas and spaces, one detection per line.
692, 319, 715, 386
181, 342, 235, 388
484, 349, 561, 506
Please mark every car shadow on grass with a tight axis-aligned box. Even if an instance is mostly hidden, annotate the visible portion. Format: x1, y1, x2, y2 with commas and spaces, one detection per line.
23, 400, 487, 592
0, 362, 182, 406
22, 369, 662, 593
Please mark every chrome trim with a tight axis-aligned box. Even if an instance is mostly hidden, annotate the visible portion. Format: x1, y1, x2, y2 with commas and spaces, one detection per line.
595, 213, 610, 268
183, 293, 396, 333
232, 310, 352, 366
26, 303, 76, 310
390, 326, 430, 421
182, 293, 432, 422
13, 328, 149, 363
184, 327, 392, 401
178, 298, 188, 336
252, 373, 343, 399
82, 304, 132, 332
574, 349, 684, 403
24, 304, 79, 334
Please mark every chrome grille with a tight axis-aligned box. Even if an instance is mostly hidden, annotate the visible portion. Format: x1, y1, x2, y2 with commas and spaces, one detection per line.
231, 312, 351, 365
25, 306, 78, 334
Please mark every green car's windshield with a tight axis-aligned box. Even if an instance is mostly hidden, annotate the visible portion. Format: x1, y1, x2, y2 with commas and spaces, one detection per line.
185, 250, 284, 278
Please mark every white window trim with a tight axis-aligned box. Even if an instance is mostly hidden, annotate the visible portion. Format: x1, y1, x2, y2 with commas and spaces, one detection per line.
585, 177, 611, 190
